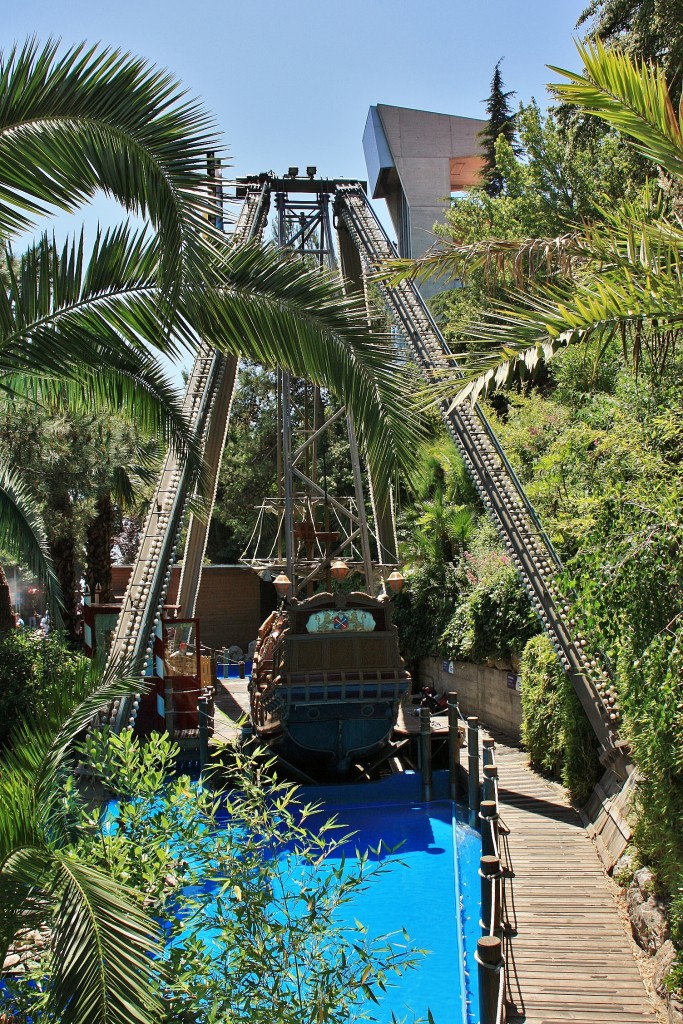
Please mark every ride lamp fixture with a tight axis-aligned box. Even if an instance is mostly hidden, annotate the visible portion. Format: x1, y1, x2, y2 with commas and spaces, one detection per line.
273, 573, 292, 599
330, 559, 351, 583
387, 570, 405, 594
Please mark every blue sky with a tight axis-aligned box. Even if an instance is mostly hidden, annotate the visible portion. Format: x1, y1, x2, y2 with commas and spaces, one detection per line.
6, 0, 587, 236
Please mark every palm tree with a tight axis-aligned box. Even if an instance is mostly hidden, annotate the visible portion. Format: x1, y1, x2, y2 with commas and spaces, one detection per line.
0, 38, 420, 606
385, 40, 683, 406
0, 663, 167, 1024
0, 37, 424, 1022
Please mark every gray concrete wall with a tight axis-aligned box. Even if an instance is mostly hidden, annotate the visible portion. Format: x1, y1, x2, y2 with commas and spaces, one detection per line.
375, 104, 486, 260
419, 656, 522, 739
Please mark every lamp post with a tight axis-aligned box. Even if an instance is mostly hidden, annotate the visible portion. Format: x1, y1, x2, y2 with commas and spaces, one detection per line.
387, 570, 405, 594
273, 572, 292, 605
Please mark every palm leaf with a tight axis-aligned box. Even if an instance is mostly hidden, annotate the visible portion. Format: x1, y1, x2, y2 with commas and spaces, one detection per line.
378, 231, 584, 287
187, 241, 425, 497
0, 232, 205, 483
0, 661, 163, 1024
0, 847, 163, 1024
49, 853, 163, 1024
550, 39, 683, 182
0, 38, 221, 295
0, 462, 63, 618
431, 267, 683, 406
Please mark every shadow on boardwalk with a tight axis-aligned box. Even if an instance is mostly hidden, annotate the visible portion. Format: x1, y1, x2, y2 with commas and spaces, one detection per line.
484, 731, 658, 1024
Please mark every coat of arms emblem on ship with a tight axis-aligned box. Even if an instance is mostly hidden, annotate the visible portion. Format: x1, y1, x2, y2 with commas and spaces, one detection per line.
333, 613, 349, 631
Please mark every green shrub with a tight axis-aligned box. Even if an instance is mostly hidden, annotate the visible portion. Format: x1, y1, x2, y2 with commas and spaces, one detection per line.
519, 634, 600, 804
619, 629, 683, 988
441, 564, 539, 664
0, 629, 83, 749
392, 559, 461, 675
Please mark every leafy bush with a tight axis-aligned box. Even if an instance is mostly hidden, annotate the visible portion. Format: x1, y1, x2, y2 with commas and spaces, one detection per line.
441, 562, 539, 665
618, 629, 683, 988
4, 730, 426, 1023
392, 559, 461, 675
0, 629, 83, 749
519, 634, 600, 804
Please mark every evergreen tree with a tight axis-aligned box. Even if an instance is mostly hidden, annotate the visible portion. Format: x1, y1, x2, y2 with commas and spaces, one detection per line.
479, 59, 519, 197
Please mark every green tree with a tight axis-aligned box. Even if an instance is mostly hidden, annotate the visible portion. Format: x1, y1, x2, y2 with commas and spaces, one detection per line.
578, 0, 683, 104
0, 39, 421, 607
396, 42, 683, 406
479, 59, 519, 197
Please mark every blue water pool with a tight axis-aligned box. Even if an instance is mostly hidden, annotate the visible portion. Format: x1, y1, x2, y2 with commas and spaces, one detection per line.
285, 772, 482, 1024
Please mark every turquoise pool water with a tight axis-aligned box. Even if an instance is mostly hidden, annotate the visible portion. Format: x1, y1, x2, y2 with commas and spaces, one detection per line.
286, 772, 482, 1024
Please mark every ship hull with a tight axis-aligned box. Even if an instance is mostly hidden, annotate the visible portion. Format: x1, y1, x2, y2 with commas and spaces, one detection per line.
249, 592, 410, 775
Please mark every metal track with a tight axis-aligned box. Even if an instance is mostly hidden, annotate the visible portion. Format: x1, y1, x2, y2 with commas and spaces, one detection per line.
335, 184, 628, 771
104, 185, 270, 731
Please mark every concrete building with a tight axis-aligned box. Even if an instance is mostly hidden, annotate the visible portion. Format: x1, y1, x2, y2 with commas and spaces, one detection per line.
363, 103, 486, 295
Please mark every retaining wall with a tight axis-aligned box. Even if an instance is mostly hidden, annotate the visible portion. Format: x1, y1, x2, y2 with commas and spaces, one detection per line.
419, 656, 522, 739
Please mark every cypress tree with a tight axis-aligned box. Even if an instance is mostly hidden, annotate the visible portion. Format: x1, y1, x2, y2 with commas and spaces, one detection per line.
479, 59, 519, 197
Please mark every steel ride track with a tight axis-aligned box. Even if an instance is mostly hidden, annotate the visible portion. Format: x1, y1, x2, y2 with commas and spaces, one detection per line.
103, 184, 269, 732
101, 175, 629, 782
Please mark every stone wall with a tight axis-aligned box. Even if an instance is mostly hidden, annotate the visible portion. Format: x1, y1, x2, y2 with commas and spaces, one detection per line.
419, 656, 523, 739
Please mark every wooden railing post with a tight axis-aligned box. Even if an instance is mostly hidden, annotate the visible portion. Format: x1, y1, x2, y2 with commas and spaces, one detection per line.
483, 763, 498, 804
480, 854, 501, 934
477, 935, 504, 1024
448, 692, 459, 802
480, 799, 500, 859
468, 716, 480, 827
482, 736, 495, 767
198, 696, 210, 773
420, 706, 432, 801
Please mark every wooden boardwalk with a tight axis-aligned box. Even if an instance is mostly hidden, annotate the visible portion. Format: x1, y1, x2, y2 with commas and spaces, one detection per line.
211, 678, 250, 744
493, 737, 659, 1024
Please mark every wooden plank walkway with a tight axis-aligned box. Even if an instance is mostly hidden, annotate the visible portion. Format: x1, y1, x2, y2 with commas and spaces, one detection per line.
492, 737, 659, 1024
211, 678, 250, 744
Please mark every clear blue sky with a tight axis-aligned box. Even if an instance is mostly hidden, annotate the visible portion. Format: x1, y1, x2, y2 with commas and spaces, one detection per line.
6, 0, 587, 224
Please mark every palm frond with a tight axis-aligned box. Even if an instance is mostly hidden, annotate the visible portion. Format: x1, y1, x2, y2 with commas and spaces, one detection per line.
0, 232, 205, 484
550, 38, 683, 181
0, 462, 63, 618
378, 231, 583, 286
1, 847, 163, 1024
0, 38, 221, 294
186, 241, 426, 496
9, 659, 144, 805
49, 854, 163, 1024
433, 267, 683, 406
